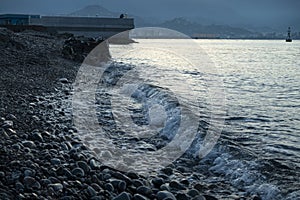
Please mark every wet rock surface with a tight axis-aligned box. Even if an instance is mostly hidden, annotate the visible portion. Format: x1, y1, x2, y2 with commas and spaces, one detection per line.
62, 36, 110, 62
0, 28, 266, 199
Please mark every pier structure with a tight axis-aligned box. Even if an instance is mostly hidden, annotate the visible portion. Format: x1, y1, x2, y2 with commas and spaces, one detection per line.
0, 14, 134, 39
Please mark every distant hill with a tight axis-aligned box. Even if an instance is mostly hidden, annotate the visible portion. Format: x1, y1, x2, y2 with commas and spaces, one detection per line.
69, 5, 119, 17
159, 18, 255, 38
68, 5, 262, 38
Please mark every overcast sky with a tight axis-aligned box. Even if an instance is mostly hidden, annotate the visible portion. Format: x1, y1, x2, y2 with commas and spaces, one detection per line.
1, 0, 299, 29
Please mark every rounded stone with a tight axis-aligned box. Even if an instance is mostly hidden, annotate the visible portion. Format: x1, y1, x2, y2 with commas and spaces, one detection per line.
103, 173, 111, 180
133, 194, 148, 200
157, 191, 176, 200
15, 181, 24, 192
192, 194, 207, 200
118, 180, 127, 191
133, 179, 144, 188
6, 114, 17, 120
51, 158, 61, 165
161, 167, 173, 176
169, 180, 186, 190
76, 161, 90, 173
187, 189, 200, 197
137, 186, 153, 197
90, 196, 103, 200
91, 183, 102, 192
48, 176, 60, 184
48, 183, 64, 192
127, 171, 139, 179
12, 143, 21, 150
89, 159, 99, 169
59, 196, 73, 200
0, 171, 5, 178
152, 177, 164, 188
112, 172, 132, 184
71, 167, 85, 177
32, 132, 43, 142
62, 169, 73, 179
160, 183, 170, 191
203, 194, 218, 200
59, 78, 69, 84
105, 183, 114, 192
24, 169, 35, 177
175, 192, 190, 200
113, 192, 131, 200
22, 141, 36, 148
194, 183, 205, 192
87, 186, 97, 197
180, 179, 190, 186
2, 120, 13, 128
40, 179, 51, 186
23, 176, 41, 190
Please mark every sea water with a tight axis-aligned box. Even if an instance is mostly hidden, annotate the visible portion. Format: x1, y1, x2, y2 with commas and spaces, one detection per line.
87, 39, 300, 199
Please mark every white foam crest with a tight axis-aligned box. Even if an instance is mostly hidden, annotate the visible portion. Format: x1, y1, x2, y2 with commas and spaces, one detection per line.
208, 153, 282, 200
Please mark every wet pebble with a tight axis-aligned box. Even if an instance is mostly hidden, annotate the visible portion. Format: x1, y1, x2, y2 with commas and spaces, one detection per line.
137, 186, 153, 197
188, 189, 200, 197
89, 159, 99, 169
118, 180, 127, 192
76, 161, 90, 173
24, 169, 35, 177
105, 183, 114, 192
23, 176, 41, 190
152, 177, 165, 188
48, 183, 64, 192
194, 183, 206, 192
12, 143, 21, 150
112, 171, 132, 184
192, 194, 206, 200
157, 190, 176, 200
87, 185, 97, 197
127, 171, 139, 179
59, 196, 73, 200
169, 180, 186, 190
133, 193, 149, 200
51, 158, 61, 165
32, 131, 43, 142
40, 179, 51, 186
6, 114, 17, 120
15, 181, 24, 192
91, 183, 102, 192
202, 194, 219, 200
176, 192, 190, 200
49, 176, 61, 184
133, 179, 144, 188
22, 140, 36, 148
160, 183, 170, 191
71, 167, 85, 177
161, 167, 173, 176
59, 78, 69, 84
113, 192, 131, 200
2, 120, 13, 128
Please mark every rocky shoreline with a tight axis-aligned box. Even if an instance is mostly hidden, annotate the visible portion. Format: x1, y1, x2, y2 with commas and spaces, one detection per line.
0, 28, 262, 200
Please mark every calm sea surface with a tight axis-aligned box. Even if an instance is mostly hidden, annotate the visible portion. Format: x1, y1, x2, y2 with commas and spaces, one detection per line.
106, 39, 300, 199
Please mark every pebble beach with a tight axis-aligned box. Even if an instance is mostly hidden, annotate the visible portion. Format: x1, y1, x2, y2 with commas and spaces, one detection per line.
0, 28, 266, 200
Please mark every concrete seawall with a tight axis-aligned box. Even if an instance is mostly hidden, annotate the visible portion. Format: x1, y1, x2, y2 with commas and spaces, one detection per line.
0, 14, 134, 39
30, 16, 134, 38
